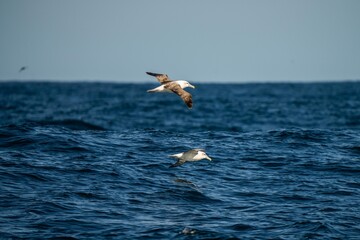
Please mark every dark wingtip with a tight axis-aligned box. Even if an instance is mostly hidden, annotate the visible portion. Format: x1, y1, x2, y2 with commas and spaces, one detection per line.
146, 72, 157, 76
170, 161, 183, 167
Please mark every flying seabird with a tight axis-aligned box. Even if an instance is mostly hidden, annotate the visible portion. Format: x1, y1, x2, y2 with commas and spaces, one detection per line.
19, 66, 27, 73
146, 72, 195, 109
169, 149, 212, 167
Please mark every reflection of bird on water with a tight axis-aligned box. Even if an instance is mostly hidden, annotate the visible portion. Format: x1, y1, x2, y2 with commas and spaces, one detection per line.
169, 149, 212, 167
173, 178, 201, 192
19, 66, 27, 72
181, 227, 197, 235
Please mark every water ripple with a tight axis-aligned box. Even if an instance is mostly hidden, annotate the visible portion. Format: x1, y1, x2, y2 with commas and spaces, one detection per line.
1, 82, 360, 238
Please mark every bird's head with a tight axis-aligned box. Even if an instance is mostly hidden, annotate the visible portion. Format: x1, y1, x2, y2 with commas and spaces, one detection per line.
199, 151, 212, 161
178, 80, 195, 89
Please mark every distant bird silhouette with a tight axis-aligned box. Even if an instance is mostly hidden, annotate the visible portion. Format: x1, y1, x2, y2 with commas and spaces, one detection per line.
19, 66, 27, 73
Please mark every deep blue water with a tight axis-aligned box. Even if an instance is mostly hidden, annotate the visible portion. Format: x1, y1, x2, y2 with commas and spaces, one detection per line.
1, 81, 360, 239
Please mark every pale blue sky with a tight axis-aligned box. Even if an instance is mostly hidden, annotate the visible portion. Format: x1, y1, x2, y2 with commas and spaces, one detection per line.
0, 0, 359, 82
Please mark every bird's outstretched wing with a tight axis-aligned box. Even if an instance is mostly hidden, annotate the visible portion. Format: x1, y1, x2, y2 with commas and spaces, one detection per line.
146, 72, 172, 84
183, 149, 201, 159
193, 148, 205, 152
166, 82, 193, 109
19, 66, 27, 72
170, 159, 186, 168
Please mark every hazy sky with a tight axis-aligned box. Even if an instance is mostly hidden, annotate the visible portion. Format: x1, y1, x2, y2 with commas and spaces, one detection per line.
0, 0, 360, 82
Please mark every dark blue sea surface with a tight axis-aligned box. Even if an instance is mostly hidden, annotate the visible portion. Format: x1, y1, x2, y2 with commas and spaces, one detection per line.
1, 81, 360, 239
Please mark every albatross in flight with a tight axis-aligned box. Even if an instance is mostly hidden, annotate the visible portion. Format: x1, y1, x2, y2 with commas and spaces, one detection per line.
169, 149, 212, 167
19, 66, 27, 73
146, 72, 195, 109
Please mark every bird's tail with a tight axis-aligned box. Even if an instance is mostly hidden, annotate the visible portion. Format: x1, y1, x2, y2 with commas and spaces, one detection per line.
169, 153, 182, 159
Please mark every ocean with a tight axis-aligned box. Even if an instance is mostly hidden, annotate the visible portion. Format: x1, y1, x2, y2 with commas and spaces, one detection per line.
0, 81, 360, 239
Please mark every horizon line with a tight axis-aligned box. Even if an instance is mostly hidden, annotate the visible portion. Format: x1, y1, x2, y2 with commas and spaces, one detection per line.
0, 79, 360, 84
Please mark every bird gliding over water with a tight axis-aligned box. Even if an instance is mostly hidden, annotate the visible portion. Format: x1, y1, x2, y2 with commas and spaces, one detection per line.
146, 72, 195, 109
169, 149, 212, 167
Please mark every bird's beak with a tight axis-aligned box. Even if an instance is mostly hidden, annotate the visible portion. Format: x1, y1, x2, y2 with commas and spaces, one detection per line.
206, 156, 212, 161
190, 84, 195, 89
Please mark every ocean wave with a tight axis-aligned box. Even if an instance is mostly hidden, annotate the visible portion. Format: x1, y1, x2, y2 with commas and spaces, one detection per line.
1, 82, 360, 239
36, 119, 106, 131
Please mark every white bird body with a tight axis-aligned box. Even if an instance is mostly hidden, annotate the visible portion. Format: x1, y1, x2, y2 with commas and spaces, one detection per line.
147, 80, 193, 93
147, 84, 171, 93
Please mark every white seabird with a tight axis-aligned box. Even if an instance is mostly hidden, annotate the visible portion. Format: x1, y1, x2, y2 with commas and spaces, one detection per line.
146, 72, 195, 109
169, 149, 212, 167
